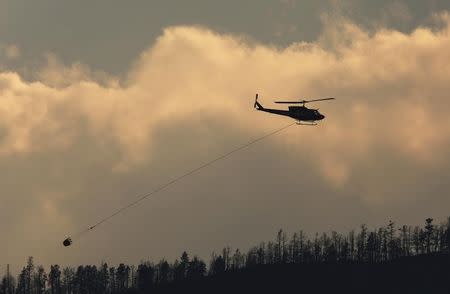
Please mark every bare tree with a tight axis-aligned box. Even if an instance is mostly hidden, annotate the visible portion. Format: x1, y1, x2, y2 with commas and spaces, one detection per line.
424, 218, 434, 253
49, 265, 61, 294
33, 266, 47, 294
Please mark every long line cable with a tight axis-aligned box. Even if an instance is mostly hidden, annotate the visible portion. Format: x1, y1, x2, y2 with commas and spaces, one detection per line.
66, 122, 296, 243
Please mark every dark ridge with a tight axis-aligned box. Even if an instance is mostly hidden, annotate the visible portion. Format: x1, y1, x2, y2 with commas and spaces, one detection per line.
155, 253, 450, 294
2, 217, 449, 294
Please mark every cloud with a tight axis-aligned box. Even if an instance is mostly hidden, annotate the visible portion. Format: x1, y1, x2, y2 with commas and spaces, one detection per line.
0, 44, 20, 60
35, 54, 118, 88
1, 15, 450, 268
2, 18, 450, 179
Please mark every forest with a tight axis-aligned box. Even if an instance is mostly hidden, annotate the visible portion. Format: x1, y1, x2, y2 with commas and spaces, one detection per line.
1, 217, 449, 294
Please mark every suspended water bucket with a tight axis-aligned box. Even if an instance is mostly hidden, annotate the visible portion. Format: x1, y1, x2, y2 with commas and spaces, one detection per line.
63, 238, 72, 247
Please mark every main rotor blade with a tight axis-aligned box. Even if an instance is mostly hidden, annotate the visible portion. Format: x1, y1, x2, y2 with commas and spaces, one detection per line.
275, 101, 303, 104
303, 98, 335, 103
274, 98, 335, 104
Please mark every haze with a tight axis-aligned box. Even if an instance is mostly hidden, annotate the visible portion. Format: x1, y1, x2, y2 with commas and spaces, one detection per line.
1, 0, 450, 272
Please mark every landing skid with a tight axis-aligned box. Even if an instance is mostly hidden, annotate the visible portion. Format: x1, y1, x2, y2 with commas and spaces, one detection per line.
296, 121, 317, 126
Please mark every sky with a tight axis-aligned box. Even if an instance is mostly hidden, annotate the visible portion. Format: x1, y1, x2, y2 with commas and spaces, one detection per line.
1, 0, 450, 272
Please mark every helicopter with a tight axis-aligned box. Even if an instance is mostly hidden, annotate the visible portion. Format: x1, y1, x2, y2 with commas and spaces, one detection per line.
253, 94, 335, 125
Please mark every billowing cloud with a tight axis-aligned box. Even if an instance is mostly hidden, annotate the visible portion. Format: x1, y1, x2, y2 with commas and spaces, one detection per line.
1, 15, 450, 269
2, 17, 450, 175
0, 44, 20, 60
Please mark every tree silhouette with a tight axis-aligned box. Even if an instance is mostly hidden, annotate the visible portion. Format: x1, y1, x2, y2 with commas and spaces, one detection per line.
136, 262, 154, 293
156, 260, 170, 285
179, 252, 189, 281
49, 265, 62, 294
186, 256, 206, 280
2, 216, 449, 294
446, 217, 450, 253
98, 263, 109, 294
0, 265, 15, 294
209, 254, 225, 275
116, 264, 129, 292
61, 267, 75, 294
34, 266, 47, 294
424, 218, 434, 253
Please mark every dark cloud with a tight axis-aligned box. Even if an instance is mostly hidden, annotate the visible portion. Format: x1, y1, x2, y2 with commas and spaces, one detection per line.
1, 0, 449, 75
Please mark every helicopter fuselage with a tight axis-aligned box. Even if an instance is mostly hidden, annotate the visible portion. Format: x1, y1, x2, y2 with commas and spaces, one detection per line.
288, 106, 325, 121
256, 105, 325, 122
253, 94, 333, 124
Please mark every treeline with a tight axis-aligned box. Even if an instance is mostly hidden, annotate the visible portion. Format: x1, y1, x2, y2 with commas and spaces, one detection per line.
1, 217, 449, 294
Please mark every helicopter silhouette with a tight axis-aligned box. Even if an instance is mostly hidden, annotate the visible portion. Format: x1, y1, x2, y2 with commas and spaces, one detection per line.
254, 94, 335, 125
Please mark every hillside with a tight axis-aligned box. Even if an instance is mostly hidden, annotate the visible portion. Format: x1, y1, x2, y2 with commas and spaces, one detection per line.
156, 253, 450, 294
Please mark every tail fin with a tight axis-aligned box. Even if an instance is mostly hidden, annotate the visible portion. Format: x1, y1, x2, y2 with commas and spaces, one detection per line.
254, 93, 264, 110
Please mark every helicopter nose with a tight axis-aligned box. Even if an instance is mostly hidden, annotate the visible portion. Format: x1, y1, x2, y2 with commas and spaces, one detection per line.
320, 114, 325, 120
